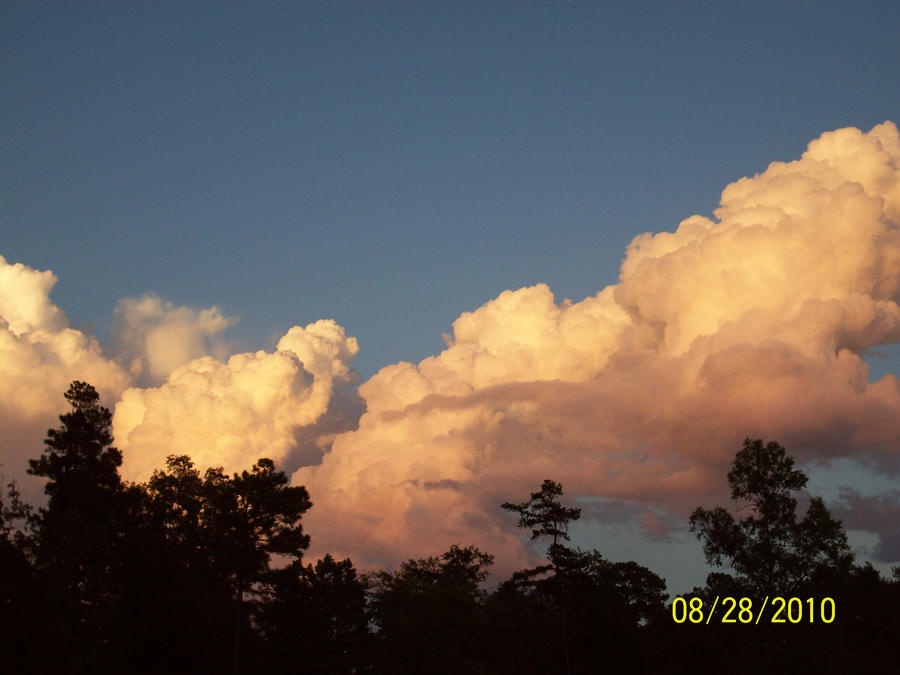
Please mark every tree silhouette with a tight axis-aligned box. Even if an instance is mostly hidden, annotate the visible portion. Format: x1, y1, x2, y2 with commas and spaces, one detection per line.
215, 458, 312, 674
367, 544, 494, 673
140, 454, 313, 674
20, 382, 318, 673
0, 478, 34, 557
25, 381, 130, 671
0, 480, 37, 671
15, 385, 897, 672
495, 480, 667, 674
261, 554, 370, 673
501, 479, 582, 568
690, 438, 853, 596
112, 456, 236, 672
29, 381, 122, 495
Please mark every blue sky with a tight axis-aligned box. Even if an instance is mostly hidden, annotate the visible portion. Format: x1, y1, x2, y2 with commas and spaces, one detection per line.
5, 1, 898, 377
3, 2, 900, 594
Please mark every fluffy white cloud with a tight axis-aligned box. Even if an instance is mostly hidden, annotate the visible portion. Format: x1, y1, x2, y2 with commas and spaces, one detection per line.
0, 251, 362, 506
0, 255, 68, 335
112, 293, 237, 385
296, 122, 900, 572
0, 256, 130, 497
6, 122, 900, 578
0, 255, 362, 510
113, 320, 359, 481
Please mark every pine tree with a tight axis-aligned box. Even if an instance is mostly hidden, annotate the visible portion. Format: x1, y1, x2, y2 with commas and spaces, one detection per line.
27, 381, 128, 671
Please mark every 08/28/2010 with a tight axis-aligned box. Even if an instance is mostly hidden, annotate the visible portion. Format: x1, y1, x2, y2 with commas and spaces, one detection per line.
671, 596, 836, 624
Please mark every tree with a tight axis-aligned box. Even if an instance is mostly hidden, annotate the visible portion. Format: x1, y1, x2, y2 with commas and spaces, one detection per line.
112, 456, 235, 672
22, 379, 317, 674
0, 480, 37, 671
689, 438, 853, 597
261, 554, 370, 673
208, 458, 312, 671
501, 479, 582, 568
366, 545, 494, 673
579, 555, 668, 626
495, 480, 667, 674
0, 478, 35, 560
25, 381, 130, 672
140, 454, 313, 674
28, 381, 122, 497
500, 480, 585, 674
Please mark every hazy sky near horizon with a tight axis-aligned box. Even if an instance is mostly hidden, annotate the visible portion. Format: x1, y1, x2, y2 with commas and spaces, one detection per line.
3, 2, 900, 594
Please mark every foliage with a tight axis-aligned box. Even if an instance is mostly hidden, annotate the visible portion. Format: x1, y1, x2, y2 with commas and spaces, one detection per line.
28, 381, 122, 498
7, 386, 898, 672
0, 480, 37, 671
367, 545, 495, 673
138, 454, 312, 672
501, 479, 582, 565
261, 554, 370, 673
690, 438, 854, 596
496, 480, 668, 674
23, 381, 130, 671
0, 478, 34, 554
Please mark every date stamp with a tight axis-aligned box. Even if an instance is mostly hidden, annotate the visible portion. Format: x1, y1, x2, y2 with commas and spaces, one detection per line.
671, 596, 836, 624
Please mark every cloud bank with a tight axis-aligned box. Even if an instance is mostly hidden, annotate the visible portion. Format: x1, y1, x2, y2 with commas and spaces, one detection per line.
0, 257, 360, 502
3, 122, 900, 576
295, 122, 900, 570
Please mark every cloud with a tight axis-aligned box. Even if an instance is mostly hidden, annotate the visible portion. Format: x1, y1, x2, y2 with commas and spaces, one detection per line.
0, 256, 130, 498
113, 320, 360, 481
112, 293, 237, 385
833, 488, 900, 562
0, 256, 68, 336
5, 122, 900, 577
0, 253, 363, 508
295, 122, 900, 571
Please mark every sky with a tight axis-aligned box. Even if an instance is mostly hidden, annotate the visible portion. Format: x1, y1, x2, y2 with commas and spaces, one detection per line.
2, 1, 900, 594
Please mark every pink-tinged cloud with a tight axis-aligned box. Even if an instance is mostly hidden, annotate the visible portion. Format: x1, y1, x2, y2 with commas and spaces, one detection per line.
0, 256, 131, 498
113, 320, 359, 481
4, 123, 899, 577
295, 122, 900, 573
112, 293, 238, 386
0, 252, 364, 499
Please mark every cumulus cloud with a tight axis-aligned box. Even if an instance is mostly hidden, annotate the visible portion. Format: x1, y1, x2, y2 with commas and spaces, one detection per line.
113, 320, 360, 481
0, 251, 363, 506
833, 488, 900, 562
0, 251, 363, 509
112, 293, 237, 385
0, 256, 68, 336
5, 122, 900, 579
0, 256, 130, 498
296, 122, 900, 572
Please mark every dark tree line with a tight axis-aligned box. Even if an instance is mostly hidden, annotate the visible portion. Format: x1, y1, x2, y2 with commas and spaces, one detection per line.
1, 382, 898, 673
